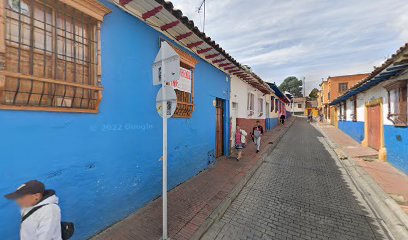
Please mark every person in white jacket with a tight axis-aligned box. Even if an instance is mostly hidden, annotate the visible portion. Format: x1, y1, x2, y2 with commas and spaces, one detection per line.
240, 128, 248, 148
5, 180, 62, 240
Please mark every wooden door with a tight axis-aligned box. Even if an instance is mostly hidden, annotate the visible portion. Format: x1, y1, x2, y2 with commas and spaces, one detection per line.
216, 99, 224, 158
367, 104, 381, 150
331, 107, 338, 127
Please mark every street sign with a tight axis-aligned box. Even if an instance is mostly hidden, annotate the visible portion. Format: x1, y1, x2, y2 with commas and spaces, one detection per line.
153, 41, 180, 85
152, 41, 180, 240
169, 67, 192, 93
156, 85, 177, 118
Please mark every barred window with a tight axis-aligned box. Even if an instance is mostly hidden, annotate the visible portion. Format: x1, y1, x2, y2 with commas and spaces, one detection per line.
0, 0, 108, 113
270, 96, 275, 112
352, 96, 357, 122
339, 83, 348, 93
247, 92, 254, 116
385, 80, 407, 127
173, 63, 194, 118
258, 98, 263, 116
169, 44, 198, 118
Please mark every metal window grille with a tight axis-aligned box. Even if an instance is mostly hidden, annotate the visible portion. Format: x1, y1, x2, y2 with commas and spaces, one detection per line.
174, 89, 194, 118
173, 63, 194, 118
2, 0, 100, 111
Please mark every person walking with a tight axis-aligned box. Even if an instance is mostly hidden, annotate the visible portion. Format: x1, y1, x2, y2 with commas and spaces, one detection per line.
240, 127, 248, 148
4, 180, 63, 240
279, 114, 286, 125
235, 126, 245, 161
252, 121, 264, 153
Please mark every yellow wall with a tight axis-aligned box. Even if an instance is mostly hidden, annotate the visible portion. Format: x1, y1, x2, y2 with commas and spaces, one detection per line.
305, 108, 319, 117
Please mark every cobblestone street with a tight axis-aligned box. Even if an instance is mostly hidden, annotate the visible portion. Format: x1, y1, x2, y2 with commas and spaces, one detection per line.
202, 118, 389, 240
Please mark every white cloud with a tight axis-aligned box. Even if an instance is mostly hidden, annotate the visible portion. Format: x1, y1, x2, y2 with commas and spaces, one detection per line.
170, 0, 408, 93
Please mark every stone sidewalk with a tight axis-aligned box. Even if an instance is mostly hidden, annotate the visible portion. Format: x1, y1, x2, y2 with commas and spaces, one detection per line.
317, 122, 408, 214
92, 117, 295, 240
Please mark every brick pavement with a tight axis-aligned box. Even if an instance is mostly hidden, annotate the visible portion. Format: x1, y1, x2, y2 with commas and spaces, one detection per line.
92, 118, 295, 240
318, 122, 408, 214
202, 118, 388, 240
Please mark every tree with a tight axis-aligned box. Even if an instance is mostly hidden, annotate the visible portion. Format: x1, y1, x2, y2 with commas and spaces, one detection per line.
309, 88, 319, 99
279, 76, 303, 97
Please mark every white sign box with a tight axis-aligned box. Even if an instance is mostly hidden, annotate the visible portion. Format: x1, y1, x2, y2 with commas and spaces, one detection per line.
153, 42, 180, 85
156, 85, 177, 119
170, 67, 192, 93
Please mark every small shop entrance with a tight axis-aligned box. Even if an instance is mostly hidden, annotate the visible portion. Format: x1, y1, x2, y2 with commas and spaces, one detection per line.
216, 98, 225, 158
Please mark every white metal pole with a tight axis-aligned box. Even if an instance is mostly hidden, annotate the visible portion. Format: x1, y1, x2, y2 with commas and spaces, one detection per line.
161, 49, 168, 240
162, 88, 168, 240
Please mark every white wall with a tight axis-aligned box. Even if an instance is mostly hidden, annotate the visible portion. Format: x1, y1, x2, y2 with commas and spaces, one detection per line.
230, 76, 266, 119
293, 100, 305, 113
265, 93, 280, 118
340, 82, 394, 125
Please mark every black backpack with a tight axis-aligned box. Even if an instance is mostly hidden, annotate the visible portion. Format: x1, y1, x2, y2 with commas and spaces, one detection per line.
22, 204, 74, 240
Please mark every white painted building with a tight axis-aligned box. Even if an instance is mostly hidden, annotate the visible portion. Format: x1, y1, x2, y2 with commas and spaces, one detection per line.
230, 76, 268, 146
331, 43, 408, 174
293, 97, 306, 115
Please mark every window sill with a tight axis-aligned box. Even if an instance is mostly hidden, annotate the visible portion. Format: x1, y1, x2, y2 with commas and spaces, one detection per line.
0, 105, 98, 114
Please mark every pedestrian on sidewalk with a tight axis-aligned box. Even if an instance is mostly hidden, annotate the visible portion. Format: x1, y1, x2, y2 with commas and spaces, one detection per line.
252, 121, 264, 153
240, 127, 248, 148
235, 126, 246, 161
4, 180, 66, 240
279, 114, 286, 125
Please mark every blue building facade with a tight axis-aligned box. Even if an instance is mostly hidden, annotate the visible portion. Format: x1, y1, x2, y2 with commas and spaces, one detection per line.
338, 121, 365, 143
385, 126, 408, 174
331, 44, 408, 175
338, 120, 408, 174
266, 118, 279, 131
0, 1, 231, 239
265, 82, 291, 131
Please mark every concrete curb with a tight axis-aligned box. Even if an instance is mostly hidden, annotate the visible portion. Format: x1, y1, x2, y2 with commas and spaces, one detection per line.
191, 118, 296, 240
314, 123, 408, 240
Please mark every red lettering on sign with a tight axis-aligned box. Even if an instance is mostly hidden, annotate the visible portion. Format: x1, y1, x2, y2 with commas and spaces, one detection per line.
180, 68, 191, 80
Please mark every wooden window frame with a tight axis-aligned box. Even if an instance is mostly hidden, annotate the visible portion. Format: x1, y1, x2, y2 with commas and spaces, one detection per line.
270, 96, 275, 112
385, 80, 408, 127
339, 82, 348, 93
247, 92, 254, 116
258, 97, 263, 117
352, 95, 357, 122
0, 0, 110, 113
168, 42, 198, 119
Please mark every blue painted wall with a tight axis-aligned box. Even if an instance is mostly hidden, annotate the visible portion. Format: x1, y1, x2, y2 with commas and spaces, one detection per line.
338, 121, 408, 174
266, 118, 279, 131
384, 126, 408, 174
338, 121, 365, 143
0, 1, 230, 239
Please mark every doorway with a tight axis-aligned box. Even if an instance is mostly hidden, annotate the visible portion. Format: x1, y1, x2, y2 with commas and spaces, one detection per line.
367, 104, 381, 150
216, 98, 225, 158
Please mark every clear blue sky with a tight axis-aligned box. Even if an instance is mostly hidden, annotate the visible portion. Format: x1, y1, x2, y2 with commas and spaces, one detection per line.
170, 0, 408, 93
